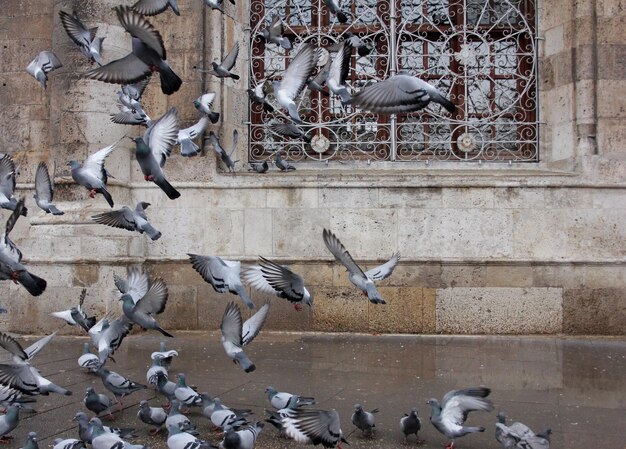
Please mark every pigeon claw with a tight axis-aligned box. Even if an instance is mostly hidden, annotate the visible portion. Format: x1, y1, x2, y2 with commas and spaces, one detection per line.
0, 436, 13, 444
144, 175, 155, 182
10, 271, 21, 283
294, 303, 302, 312
88, 189, 97, 198
149, 428, 161, 436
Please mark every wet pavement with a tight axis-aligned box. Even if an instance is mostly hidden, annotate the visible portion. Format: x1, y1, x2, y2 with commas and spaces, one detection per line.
2, 332, 626, 449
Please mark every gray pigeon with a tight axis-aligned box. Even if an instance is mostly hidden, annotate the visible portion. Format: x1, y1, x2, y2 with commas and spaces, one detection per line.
88, 315, 134, 363
323, 228, 400, 304
165, 401, 198, 434
193, 92, 220, 123
265, 387, 315, 410
349, 73, 455, 115
220, 302, 270, 373
59, 11, 104, 65
50, 288, 96, 331
272, 44, 321, 123
113, 79, 151, 126
400, 407, 422, 442
210, 398, 249, 431
326, 40, 352, 104
74, 412, 135, 444
274, 153, 295, 171
427, 387, 494, 449
138, 400, 167, 435
344, 32, 373, 58
34, 161, 63, 215
174, 373, 202, 408
271, 123, 311, 143
204, 0, 235, 13
307, 59, 331, 96
0, 332, 70, 396
178, 116, 209, 157
90, 417, 145, 449
19, 432, 38, 449
84, 387, 116, 420
147, 357, 167, 387
133, 0, 180, 16
0, 385, 36, 410
221, 422, 264, 449
120, 277, 173, 337
147, 342, 177, 385
496, 412, 551, 449
324, 0, 348, 23
188, 254, 255, 309
53, 439, 86, 449
111, 104, 151, 126
247, 81, 274, 113
0, 404, 20, 443
208, 130, 239, 172
78, 341, 101, 372
207, 42, 239, 80
351, 404, 378, 435
84, 6, 181, 95
92, 202, 162, 240
200, 393, 219, 419
262, 15, 291, 49
114, 266, 150, 303
131, 107, 181, 200
268, 406, 348, 448
248, 162, 268, 173
68, 139, 120, 207
156, 372, 178, 408
167, 423, 213, 449
244, 257, 313, 310
96, 367, 147, 411
26, 51, 62, 88
0, 154, 27, 216
0, 199, 46, 296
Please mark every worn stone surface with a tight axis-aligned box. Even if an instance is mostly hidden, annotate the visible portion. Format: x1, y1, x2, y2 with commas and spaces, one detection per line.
563, 288, 626, 334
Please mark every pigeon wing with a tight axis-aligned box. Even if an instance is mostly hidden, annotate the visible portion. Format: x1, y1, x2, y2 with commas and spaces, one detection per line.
279, 44, 320, 100
243, 266, 279, 296
221, 42, 240, 71
38, 51, 63, 73
329, 40, 352, 85
82, 140, 120, 179
135, 278, 168, 315
145, 107, 179, 166
84, 53, 151, 86
34, 162, 54, 203
259, 257, 305, 301
322, 228, 367, 278
286, 409, 342, 447
0, 364, 39, 394
115, 267, 150, 304
133, 0, 172, 16
441, 390, 493, 426
0, 332, 27, 360
241, 302, 269, 346
23, 332, 56, 360
221, 302, 243, 347
59, 11, 92, 48
350, 75, 431, 114
364, 253, 400, 281
0, 154, 16, 197
115, 6, 166, 58
91, 207, 137, 231
181, 116, 209, 140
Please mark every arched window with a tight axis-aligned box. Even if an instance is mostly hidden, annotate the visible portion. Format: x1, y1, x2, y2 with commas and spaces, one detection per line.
248, 0, 538, 163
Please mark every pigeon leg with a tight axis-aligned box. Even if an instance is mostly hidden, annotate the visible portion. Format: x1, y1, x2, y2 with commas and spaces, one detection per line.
10, 271, 21, 283
117, 394, 125, 412
88, 189, 97, 198
0, 436, 13, 444
144, 175, 155, 181
443, 441, 454, 449
293, 303, 302, 311
107, 411, 117, 421
149, 428, 161, 436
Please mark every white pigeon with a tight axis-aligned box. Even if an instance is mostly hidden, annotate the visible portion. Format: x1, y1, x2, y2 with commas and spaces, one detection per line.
178, 116, 209, 157
322, 228, 399, 304
220, 302, 270, 373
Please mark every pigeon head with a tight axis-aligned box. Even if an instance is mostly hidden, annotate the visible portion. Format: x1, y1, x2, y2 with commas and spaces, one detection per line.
497, 411, 507, 424
354, 404, 363, 411
139, 400, 149, 410
67, 160, 80, 170
426, 399, 441, 415
177, 373, 186, 385
85, 386, 95, 395
73, 411, 88, 422
137, 201, 150, 210
265, 386, 275, 394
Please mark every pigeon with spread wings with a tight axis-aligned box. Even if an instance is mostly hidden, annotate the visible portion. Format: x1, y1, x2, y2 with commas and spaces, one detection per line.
68, 139, 120, 208
220, 302, 270, 373
34, 162, 63, 215
59, 10, 104, 65
92, 202, 161, 241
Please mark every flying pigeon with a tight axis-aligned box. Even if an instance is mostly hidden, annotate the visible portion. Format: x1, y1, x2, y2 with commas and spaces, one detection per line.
193, 92, 220, 123
272, 44, 321, 123
73, 412, 135, 444
113, 79, 151, 126
265, 387, 315, 410
68, 139, 120, 207
0, 385, 36, 410
271, 123, 311, 143
427, 387, 494, 449
327, 40, 352, 104
120, 277, 173, 337
89, 417, 143, 449
400, 407, 422, 442
274, 154, 295, 171
52, 439, 86, 449
220, 422, 264, 449
496, 412, 551, 449
220, 302, 270, 373
244, 257, 313, 311
173, 373, 202, 409
84, 387, 116, 420
268, 406, 348, 448
205, 0, 235, 13
322, 228, 400, 304
92, 201, 162, 241
59, 11, 104, 65
178, 116, 209, 157
351, 404, 378, 436
34, 161, 63, 215
207, 130, 239, 172
188, 254, 255, 309
96, 367, 147, 411
19, 432, 38, 449
344, 32, 373, 58
114, 266, 150, 304
165, 400, 198, 434
0, 199, 46, 296
167, 423, 214, 449
111, 104, 151, 126
78, 341, 101, 372
207, 42, 239, 80
0, 154, 27, 216
0, 332, 71, 396
26, 51, 62, 89
84, 6, 182, 95
88, 315, 133, 363
248, 162, 268, 173
50, 288, 96, 331
0, 404, 20, 443
324, 0, 348, 23
247, 80, 274, 112
138, 400, 167, 435
307, 58, 331, 96
348, 73, 455, 115
133, 0, 180, 16
262, 15, 291, 49
209, 398, 249, 431
131, 107, 181, 200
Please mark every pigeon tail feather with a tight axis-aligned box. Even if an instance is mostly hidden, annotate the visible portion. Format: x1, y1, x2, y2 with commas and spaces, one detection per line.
154, 178, 181, 200
98, 188, 114, 207
159, 65, 182, 95
18, 271, 47, 297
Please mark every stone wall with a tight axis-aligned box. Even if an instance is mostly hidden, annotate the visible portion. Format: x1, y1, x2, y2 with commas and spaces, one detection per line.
0, 0, 624, 335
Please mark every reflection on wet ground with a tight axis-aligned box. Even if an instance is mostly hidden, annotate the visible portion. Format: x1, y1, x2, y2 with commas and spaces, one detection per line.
4, 332, 626, 448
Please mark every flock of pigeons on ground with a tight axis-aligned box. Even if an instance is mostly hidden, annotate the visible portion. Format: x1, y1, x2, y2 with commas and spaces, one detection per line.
3, 1, 550, 448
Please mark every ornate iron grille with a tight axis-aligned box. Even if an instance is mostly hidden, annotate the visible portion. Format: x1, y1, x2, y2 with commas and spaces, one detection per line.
248, 0, 538, 163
